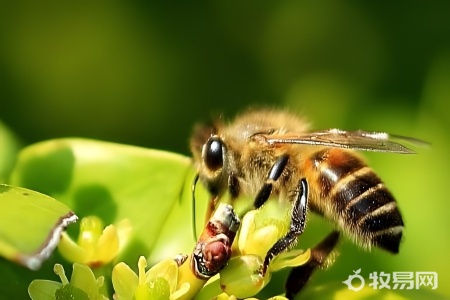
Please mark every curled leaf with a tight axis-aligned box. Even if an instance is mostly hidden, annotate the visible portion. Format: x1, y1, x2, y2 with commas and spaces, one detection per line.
0, 184, 77, 270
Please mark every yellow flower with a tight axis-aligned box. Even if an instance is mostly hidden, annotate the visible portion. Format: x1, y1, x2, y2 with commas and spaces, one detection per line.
219, 200, 311, 298
112, 256, 190, 300
28, 263, 108, 300
58, 216, 132, 267
238, 200, 288, 258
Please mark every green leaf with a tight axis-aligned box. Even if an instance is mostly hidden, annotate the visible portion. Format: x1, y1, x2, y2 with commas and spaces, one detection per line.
2, 138, 206, 299
0, 184, 77, 270
4, 137, 218, 300
8, 138, 197, 266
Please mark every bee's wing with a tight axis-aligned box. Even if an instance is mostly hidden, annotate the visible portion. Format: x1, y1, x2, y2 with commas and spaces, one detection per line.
259, 129, 427, 154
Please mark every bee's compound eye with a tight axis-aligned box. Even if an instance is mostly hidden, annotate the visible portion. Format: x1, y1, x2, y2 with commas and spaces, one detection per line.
204, 137, 224, 171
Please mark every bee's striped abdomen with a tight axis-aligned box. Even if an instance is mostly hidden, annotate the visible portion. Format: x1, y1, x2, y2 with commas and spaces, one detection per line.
310, 148, 404, 253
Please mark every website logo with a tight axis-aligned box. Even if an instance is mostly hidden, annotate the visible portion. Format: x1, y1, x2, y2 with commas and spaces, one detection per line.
342, 269, 438, 291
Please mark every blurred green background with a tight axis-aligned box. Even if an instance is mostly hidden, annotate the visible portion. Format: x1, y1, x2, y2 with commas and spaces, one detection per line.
1, 1, 449, 299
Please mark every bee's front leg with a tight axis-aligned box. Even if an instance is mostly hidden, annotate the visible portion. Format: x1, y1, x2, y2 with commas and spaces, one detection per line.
261, 178, 308, 274
253, 154, 289, 208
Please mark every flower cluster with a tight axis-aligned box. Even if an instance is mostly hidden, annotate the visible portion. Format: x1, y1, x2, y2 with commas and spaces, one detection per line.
29, 200, 311, 299
28, 263, 108, 300
112, 256, 190, 300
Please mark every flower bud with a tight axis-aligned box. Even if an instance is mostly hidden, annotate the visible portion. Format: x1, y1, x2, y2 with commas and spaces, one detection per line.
219, 255, 271, 298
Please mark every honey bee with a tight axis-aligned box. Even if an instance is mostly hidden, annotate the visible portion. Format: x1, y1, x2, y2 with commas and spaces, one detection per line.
190, 108, 421, 297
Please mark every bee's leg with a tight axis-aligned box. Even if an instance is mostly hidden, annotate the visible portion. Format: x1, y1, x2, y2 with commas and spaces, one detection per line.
285, 230, 340, 299
262, 178, 308, 274
254, 154, 289, 208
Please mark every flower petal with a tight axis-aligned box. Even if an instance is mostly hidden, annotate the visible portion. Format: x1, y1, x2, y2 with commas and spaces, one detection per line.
58, 232, 88, 263
78, 216, 103, 252
95, 224, 120, 264
112, 262, 139, 300
238, 210, 257, 253
169, 282, 190, 300
145, 258, 178, 293
55, 284, 90, 300
147, 277, 171, 300
70, 263, 106, 299
115, 218, 133, 252
220, 255, 271, 298
243, 224, 279, 258
28, 280, 62, 300
269, 249, 311, 272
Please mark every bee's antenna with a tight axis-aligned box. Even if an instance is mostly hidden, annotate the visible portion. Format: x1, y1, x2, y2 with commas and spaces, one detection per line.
192, 173, 200, 241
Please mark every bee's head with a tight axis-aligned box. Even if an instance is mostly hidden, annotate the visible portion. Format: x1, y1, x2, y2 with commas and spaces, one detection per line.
190, 123, 228, 197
